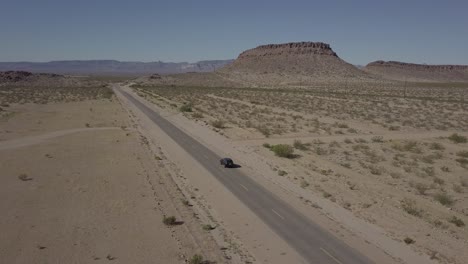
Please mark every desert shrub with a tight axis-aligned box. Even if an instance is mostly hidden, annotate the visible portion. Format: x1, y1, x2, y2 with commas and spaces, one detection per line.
410, 182, 430, 195
335, 122, 349, 128
293, 140, 310, 150
314, 146, 327, 155
392, 140, 421, 153
202, 224, 214, 231
371, 136, 384, 143
189, 254, 204, 264
352, 144, 369, 151
422, 166, 435, 177
192, 112, 204, 118
369, 165, 384, 175
329, 141, 340, 148
210, 120, 225, 129
461, 178, 468, 187
262, 143, 271, 148
344, 138, 353, 144
163, 215, 177, 225
355, 138, 368, 143
433, 177, 445, 185
404, 237, 415, 244
456, 151, 468, 158
429, 142, 445, 150
453, 184, 463, 193
434, 193, 455, 206
448, 133, 467, 143
401, 198, 423, 217
440, 166, 450, 172
256, 125, 271, 137
179, 104, 193, 112
448, 216, 465, 227
300, 180, 309, 188
455, 158, 468, 166
270, 144, 295, 158
277, 170, 287, 176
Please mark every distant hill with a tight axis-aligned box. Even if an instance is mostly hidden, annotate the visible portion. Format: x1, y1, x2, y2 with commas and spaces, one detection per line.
364, 61, 468, 82
0, 60, 234, 76
0, 70, 105, 87
218, 42, 373, 86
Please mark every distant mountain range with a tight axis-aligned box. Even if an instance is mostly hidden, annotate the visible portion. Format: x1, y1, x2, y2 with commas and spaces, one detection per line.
0, 60, 234, 75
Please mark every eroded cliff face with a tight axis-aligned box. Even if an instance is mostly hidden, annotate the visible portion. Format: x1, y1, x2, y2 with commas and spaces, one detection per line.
237, 42, 338, 59
365, 61, 468, 82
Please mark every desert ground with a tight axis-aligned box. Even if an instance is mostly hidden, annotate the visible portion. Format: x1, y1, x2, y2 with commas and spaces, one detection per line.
1, 41, 467, 264
0, 82, 236, 264
131, 81, 468, 264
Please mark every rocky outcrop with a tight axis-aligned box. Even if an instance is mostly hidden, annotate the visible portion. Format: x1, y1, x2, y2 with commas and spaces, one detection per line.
364, 61, 468, 82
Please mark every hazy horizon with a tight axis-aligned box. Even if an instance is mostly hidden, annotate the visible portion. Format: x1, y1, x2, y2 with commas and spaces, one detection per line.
1, 0, 467, 65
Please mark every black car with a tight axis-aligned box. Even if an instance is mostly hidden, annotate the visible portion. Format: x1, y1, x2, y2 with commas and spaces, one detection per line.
220, 158, 234, 168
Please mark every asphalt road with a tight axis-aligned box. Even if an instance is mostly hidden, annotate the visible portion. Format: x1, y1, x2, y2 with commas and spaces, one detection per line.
117, 86, 372, 264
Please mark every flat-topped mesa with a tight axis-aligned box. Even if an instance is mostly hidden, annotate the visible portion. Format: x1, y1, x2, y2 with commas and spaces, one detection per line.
367, 61, 468, 71
238, 41, 338, 59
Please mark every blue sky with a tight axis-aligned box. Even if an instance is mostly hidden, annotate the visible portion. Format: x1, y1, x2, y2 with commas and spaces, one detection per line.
1, 0, 467, 65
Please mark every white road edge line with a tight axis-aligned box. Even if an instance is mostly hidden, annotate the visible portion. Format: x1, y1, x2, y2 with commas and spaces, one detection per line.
271, 209, 285, 220
320, 247, 343, 264
239, 184, 249, 191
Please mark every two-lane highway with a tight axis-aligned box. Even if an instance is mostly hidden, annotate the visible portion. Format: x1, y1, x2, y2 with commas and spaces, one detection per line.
116, 86, 372, 264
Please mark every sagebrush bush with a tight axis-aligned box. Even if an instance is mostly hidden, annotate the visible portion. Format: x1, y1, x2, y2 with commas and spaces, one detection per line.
179, 104, 192, 112
163, 215, 177, 225
293, 140, 310, 150
434, 193, 454, 206
401, 198, 423, 217
210, 120, 225, 129
448, 216, 465, 227
270, 144, 295, 158
448, 133, 467, 143
192, 112, 203, 118
189, 254, 204, 264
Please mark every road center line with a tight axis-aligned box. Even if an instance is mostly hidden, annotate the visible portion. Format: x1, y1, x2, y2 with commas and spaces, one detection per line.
239, 184, 249, 191
271, 209, 285, 220
320, 247, 343, 264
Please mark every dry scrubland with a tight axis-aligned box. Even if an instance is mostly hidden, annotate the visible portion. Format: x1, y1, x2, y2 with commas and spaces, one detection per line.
134, 82, 468, 264
0, 83, 227, 264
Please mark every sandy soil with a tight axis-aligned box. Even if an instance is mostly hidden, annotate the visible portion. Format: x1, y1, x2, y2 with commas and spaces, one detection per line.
0, 98, 228, 263
133, 83, 468, 264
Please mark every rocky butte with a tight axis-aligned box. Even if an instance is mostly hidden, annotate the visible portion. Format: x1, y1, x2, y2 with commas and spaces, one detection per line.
219, 41, 371, 86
